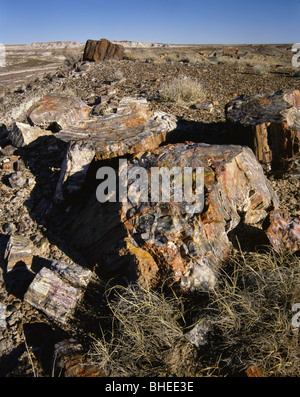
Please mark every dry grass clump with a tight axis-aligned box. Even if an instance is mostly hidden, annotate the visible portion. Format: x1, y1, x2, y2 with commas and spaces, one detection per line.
64, 49, 82, 67
88, 284, 198, 377
159, 76, 206, 104
124, 47, 210, 65
87, 249, 300, 377
202, 249, 300, 376
253, 63, 270, 75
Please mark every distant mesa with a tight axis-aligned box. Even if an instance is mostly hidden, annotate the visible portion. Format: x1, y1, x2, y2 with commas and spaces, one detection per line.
26, 41, 83, 49
112, 40, 170, 48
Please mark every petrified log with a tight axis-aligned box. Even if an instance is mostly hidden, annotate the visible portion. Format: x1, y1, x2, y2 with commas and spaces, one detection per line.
54, 97, 177, 201
225, 90, 300, 168
69, 143, 279, 292
27, 94, 91, 130
9, 122, 52, 147
83, 38, 124, 62
24, 261, 93, 326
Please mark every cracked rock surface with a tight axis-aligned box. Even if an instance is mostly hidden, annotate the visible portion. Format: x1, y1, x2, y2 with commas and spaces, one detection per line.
70, 142, 279, 291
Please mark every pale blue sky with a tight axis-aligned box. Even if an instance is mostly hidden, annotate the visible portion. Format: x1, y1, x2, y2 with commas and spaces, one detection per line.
0, 0, 299, 45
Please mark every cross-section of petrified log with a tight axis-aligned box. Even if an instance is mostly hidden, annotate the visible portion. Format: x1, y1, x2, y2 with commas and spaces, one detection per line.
54, 97, 177, 201
69, 143, 279, 292
55, 96, 177, 160
225, 90, 300, 168
27, 94, 91, 130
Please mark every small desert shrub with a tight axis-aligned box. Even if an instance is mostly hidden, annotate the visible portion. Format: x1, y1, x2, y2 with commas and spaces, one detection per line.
253, 63, 270, 75
236, 59, 249, 72
114, 69, 124, 80
88, 284, 198, 377
159, 76, 206, 104
202, 250, 300, 376
214, 56, 237, 66
88, 249, 300, 377
64, 50, 82, 68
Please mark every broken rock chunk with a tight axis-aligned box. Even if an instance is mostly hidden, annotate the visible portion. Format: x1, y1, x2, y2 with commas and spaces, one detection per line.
4, 235, 33, 272
54, 140, 95, 202
264, 210, 300, 253
24, 267, 82, 326
27, 94, 91, 130
9, 122, 52, 148
49, 260, 93, 289
70, 143, 279, 292
8, 172, 27, 189
53, 339, 102, 377
225, 89, 300, 169
24, 261, 93, 326
184, 321, 209, 348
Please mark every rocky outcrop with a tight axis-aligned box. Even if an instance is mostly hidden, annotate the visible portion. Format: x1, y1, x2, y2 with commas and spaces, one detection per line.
27, 94, 91, 131
83, 38, 124, 62
225, 90, 300, 169
70, 143, 279, 292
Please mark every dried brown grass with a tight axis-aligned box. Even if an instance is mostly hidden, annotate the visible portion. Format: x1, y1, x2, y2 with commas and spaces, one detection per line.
201, 249, 300, 376
159, 76, 206, 104
88, 249, 300, 377
88, 284, 199, 377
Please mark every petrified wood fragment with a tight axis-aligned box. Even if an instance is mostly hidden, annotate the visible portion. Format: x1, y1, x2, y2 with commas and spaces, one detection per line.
264, 210, 300, 253
9, 122, 52, 148
70, 143, 279, 292
53, 339, 102, 377
225, 90, 300, 168
54, 140, 96, 202
4, 235, 33, 272
27, 94, 91, 130
83, 38, 124, 62
24, 261, 93, 326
